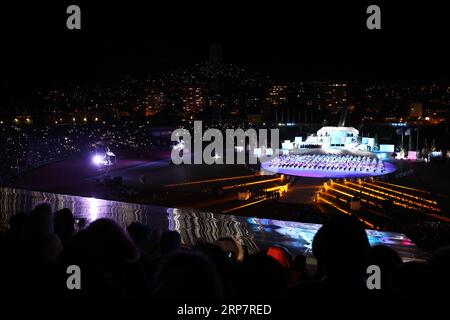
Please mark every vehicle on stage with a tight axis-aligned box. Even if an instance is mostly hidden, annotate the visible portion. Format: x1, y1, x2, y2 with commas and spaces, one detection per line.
91, 142, 116, 167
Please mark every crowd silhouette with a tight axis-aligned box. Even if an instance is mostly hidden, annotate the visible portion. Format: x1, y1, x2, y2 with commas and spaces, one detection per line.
1, 203, 450, 299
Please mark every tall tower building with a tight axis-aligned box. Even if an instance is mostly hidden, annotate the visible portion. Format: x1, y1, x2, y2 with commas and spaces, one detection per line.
209, 44, 223, 121
182, 86, 205, 114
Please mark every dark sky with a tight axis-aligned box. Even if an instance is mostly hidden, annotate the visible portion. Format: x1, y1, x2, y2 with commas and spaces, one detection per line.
1, 1, 449, 84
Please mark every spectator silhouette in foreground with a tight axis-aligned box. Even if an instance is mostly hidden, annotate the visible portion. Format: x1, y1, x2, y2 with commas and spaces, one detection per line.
4, 204, 63, 297
429, 245, 450, 298
153, 250, 224, 300
0, 213, 29, 297
1, 213, 28, 258
160, 230, 182, 256
234, 252, 288, 299
54, 208, 75, 248
288, 215, 371, 298
127, 221, 152, 250
214, 237, 245, 262
314, 216, 370, 289
390, 261, 433, 298
23, 203, 63, 264
61, 218, 144, 298
267, 246, 296, 285
369, 245, 402, 293
196, 242, 235, 298
293, 254, 310, 282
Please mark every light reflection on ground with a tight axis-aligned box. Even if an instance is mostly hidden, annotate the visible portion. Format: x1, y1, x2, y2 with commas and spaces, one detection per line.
0, 187, 425, 262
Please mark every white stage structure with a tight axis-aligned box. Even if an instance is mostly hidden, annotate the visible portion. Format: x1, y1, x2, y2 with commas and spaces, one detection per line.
283, 126, 375, 152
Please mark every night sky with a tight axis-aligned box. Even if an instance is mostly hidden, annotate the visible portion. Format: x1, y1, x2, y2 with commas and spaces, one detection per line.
1, 1, 449, 84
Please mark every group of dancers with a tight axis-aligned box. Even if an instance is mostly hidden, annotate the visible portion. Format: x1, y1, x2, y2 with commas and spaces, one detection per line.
268, 154, 386, 173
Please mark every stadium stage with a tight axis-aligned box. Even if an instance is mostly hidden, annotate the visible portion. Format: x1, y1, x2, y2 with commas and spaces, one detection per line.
263, 126, 398, 178
262, 159, 397, 178
261, 149, 397, 178
0, 187, 425, 263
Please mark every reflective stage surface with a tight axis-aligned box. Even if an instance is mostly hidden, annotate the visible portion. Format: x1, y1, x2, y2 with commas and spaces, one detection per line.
262, 160, 397, 178
0, 187, 425, 262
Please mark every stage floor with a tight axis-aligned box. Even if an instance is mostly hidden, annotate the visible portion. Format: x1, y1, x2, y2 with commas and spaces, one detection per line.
0, 187, 425, 263
261, 161, 397, 178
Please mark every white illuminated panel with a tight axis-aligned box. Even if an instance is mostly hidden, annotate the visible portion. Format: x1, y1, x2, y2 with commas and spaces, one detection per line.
379, 144, 395, 153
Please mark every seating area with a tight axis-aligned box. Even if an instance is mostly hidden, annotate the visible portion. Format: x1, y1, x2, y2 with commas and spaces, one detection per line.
1, 203, 450, 300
